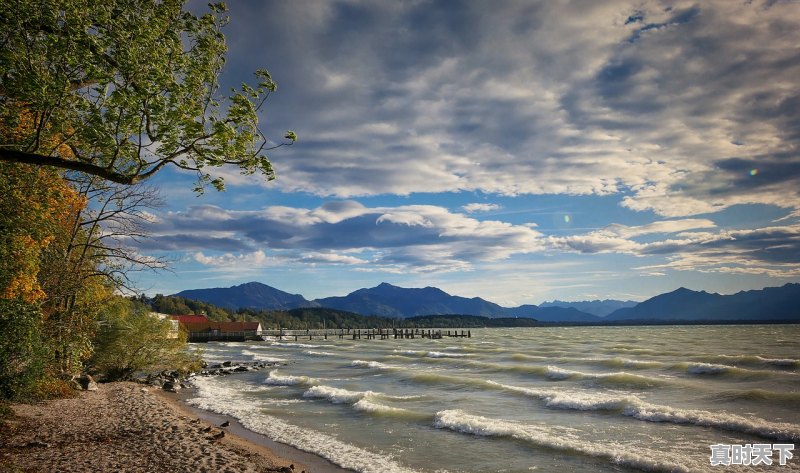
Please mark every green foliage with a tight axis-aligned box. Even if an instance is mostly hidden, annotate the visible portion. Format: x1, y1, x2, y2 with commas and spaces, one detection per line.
0, 300, 45, 401
90, 297, 201, 380
0, 0, 294, 188
148, 295, 234, 321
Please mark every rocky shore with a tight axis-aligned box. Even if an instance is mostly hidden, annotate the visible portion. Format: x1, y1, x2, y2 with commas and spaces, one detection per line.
0, 381, 309, 473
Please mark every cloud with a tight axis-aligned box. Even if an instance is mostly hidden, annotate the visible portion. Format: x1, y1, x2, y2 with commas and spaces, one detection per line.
462, 203, 502, 213
192, 250, 273, 268
146, 202, 543, 272
210, 0, 800, 218
548, 220, 800, 277
142, 199, 799, 278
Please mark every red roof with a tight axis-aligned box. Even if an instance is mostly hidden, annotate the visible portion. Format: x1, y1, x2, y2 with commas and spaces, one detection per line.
170, 315, 209, 324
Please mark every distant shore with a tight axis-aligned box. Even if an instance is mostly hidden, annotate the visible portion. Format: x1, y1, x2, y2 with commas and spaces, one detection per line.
0, 382, 334, 473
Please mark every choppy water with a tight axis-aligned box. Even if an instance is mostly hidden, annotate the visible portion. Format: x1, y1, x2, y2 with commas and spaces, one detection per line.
187, 325, 800, 472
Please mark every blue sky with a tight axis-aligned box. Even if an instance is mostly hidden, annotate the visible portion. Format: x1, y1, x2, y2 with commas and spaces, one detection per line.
132, 0, 800, 306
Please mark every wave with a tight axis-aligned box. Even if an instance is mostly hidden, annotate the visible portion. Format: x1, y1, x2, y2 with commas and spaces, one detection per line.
303, 385, 372, 404
425, 351, 471, 358
270, 342, 321, 348
241, 350, 287, 364
693, 354, 800, 369
543, 366, 665, 387
351, 399, 428, 420
510, 353, 549, 362
710, 388, 800, 406
188, 377, 418, 473
673, 362, 780, 378
394, 350, 420, 356
350, 359, 394, 370
263, 370, 316, 386
304, 350, 335, 356
577, 357, 664, 369
433, 410, 690, 473
489, 381, 800, 442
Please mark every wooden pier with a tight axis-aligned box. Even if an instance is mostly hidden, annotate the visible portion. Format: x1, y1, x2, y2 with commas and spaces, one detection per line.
259, 328, 471, 342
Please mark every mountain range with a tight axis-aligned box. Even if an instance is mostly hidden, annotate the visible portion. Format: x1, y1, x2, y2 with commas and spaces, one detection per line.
172, 282, 800, 323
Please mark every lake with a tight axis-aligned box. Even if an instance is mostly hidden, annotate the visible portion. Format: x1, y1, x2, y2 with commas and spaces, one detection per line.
187, 325, 800, 472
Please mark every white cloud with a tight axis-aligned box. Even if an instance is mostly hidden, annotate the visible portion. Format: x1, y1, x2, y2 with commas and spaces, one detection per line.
193, 250, 272, 268
214, 0, 800, 219
462, 203, 502, 213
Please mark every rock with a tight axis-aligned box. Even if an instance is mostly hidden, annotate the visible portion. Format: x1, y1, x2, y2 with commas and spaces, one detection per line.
140, 387, 148, 393
76, 374, 98, 391
234, 366, 248, 372
208, 430, 225, 441
25, 441, 50, 448
162, 381, 181, 392
222, 361, 232, 367
220, 421, 230, 428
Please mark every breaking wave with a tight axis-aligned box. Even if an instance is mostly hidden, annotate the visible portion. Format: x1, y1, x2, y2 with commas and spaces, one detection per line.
262, 370, 315, 386
489, 381, 800, 442
433, 410, 690, 472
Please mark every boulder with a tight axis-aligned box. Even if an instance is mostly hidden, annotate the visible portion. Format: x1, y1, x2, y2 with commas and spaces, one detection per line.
162, 381, 181, 392
76, 374, 98, 391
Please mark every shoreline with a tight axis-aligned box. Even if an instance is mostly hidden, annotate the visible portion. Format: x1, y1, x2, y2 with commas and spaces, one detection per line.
0, 381, 349, 473
162, 386, 352, 473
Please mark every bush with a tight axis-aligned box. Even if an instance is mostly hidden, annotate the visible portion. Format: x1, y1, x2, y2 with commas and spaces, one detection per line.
90, 298, 201, 380
0, 299, 45, 400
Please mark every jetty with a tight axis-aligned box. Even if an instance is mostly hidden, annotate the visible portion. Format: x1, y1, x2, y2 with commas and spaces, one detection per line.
264, 328, 471, 341
188, 327, 472, 343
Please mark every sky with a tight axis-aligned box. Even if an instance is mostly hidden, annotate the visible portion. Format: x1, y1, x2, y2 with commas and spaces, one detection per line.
134, 0, 800, 306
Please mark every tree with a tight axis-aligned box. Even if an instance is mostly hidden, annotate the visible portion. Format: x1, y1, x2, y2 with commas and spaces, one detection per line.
0, 0, 295, 192
90, 297, 201, 381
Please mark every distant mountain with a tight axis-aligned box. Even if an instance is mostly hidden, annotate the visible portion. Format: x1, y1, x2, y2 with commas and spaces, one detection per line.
606, 284, 800, 322
170, 281, 800, 324
315, 282, 510, 318
539, 299, 637, 317
505, 304, 603, 323
172, 282, 318, 311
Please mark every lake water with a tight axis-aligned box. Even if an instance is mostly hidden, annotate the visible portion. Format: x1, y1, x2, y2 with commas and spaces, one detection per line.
186, 325, 800, 472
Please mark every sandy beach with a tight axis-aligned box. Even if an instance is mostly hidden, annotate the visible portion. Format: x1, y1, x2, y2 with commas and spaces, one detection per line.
0, 382, 314, 473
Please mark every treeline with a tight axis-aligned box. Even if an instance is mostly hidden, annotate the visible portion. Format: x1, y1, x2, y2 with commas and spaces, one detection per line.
144, 297, 540, 329
146, 295, 236, 322
1, 0, 290, 417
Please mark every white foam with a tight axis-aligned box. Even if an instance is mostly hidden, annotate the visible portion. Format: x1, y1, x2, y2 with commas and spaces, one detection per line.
700, 354, 800, 368
394, 350, 420, 356
489, 381, 800, 442
433, 410, 690, 473
544, 366, 577, 380
353, 399, 410, 416
426, 351, 470, 358
263, 370, 315, 386
351, 360, 392, 369
542, 366, 663, 386
303, 385, 370, 404
270, 342, 321, 348
188, 377, 418, 473
305, 350, 335, 356
241, 350, 287, 363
